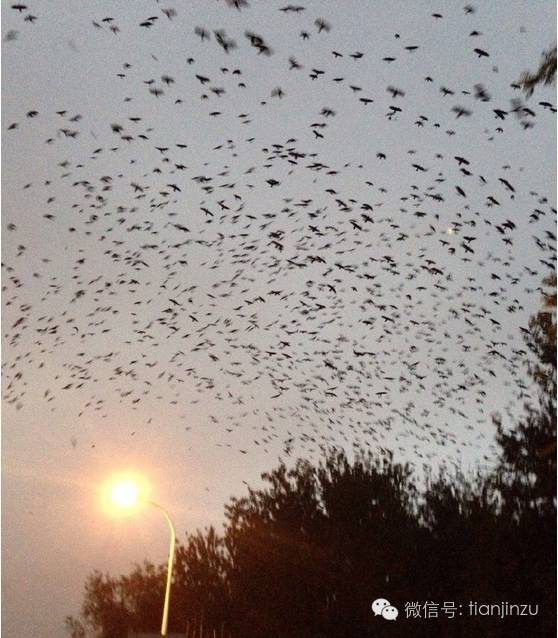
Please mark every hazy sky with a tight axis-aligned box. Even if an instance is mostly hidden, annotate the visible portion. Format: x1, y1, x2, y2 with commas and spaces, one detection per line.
2, 1, 556, 636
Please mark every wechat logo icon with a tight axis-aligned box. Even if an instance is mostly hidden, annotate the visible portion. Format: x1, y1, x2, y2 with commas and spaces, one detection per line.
372, 598, 399, 621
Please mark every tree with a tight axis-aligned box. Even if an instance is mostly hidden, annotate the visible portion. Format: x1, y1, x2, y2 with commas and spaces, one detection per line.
64, 616, 86, 638
69, 280, 557, 636
67, 539, 229, 638
79, 570, 132, 638
489, 275, 557, 638
172, 527, 232, 632
519, 46, 557, 96
495, 274, 557, 515
69, 443, 556, 637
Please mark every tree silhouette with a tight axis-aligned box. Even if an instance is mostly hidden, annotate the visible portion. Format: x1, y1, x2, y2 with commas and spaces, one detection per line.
68, 281, 556, 638
494, 274, 556, 515
519, 46, 557, 96
64, 616, 86, 638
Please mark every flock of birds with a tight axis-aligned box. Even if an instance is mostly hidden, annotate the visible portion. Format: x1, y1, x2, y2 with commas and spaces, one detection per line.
3, 1, 556, 470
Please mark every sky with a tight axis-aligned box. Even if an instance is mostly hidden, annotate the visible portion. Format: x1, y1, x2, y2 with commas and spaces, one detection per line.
2, 1, 556, 636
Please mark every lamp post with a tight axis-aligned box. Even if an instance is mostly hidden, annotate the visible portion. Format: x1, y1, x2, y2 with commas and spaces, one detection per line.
146, 500, 176, 637
109, 480, 176, 637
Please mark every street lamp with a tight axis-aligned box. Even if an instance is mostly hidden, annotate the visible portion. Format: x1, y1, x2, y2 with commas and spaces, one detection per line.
109, 479, 176, 637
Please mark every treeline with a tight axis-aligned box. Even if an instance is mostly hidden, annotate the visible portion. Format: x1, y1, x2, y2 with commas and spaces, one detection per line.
67, 279, 556, 638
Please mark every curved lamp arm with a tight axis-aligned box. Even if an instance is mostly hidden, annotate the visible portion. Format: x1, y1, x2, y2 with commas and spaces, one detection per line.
146, 500, 176, 637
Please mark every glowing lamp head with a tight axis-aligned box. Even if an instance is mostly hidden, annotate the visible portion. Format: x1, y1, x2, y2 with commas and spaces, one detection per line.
101, 472, 149, 516
111, 480, 140, 509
